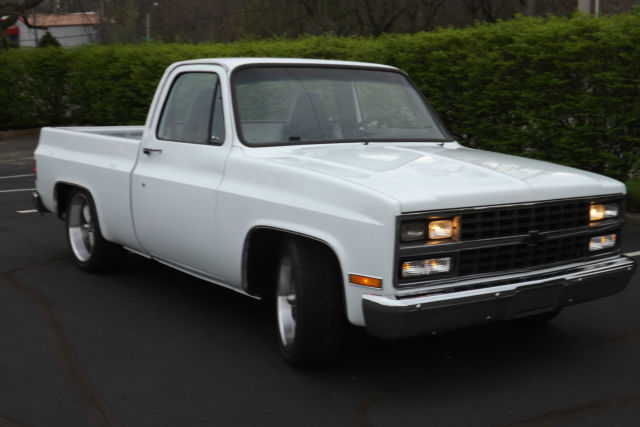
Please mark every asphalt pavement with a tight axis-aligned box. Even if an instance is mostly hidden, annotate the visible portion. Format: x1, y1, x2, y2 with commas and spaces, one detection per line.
1, 134, 640, 427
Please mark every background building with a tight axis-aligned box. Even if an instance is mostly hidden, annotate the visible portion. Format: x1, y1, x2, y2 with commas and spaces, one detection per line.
15, 12, 100, 47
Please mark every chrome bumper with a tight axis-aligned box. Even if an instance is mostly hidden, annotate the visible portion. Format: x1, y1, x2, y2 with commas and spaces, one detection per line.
363, 257, 636, 339
31, 191, 49, 214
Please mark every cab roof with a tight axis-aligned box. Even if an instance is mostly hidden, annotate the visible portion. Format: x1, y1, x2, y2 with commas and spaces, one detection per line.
170, 57, 398, 72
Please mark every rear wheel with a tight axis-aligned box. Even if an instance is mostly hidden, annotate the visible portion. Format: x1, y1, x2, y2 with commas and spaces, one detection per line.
66, 189, 123, 272
276, 237, 345, 367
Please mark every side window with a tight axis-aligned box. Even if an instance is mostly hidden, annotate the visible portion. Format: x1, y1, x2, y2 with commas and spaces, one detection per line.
158, 72, 225, 144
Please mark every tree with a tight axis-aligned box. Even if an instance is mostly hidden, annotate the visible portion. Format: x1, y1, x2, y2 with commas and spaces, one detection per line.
405, 0, 446, 32
0, 0, 45, 16
0, 0, 47, 47
297, 0, 359, 35
355, 0, 408, 36
38, 29, 60, 46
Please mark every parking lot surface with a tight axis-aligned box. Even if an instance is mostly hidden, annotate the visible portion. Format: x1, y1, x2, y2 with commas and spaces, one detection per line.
1, 134, 639, 427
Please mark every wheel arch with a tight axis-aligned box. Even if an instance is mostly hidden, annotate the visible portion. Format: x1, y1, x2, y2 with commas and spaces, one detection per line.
61, 182, 124, 272
54, 181, 93, 220
242, 226, 345, 302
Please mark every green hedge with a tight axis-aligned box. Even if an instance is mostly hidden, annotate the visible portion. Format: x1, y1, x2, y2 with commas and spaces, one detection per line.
1, 11, 639, 181
627, 179, 640, 212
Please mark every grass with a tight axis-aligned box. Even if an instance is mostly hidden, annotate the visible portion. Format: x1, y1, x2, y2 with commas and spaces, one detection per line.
627, 179, 640, 213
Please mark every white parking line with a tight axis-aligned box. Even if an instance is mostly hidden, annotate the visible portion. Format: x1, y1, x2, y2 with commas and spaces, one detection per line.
0, 174, 35, 179
0, 157, 34, 163
0, 188, 35, 193
624, 251, 640, 258
16, 209, 38, 214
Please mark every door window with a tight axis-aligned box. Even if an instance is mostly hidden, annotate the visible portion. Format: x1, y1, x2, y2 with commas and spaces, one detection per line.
157, 72, 225, 144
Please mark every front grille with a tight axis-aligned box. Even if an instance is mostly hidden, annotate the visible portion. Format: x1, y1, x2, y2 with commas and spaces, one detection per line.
457, 235, 589, 277
396, 196, 625, 287
460, 201, 590, 240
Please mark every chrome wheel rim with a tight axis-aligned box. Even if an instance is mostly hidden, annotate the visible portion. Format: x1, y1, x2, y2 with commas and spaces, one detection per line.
276, 255, 296, 348
68, 193, 95, 262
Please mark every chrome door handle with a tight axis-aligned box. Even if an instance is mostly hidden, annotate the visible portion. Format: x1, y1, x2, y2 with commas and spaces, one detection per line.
143, 147, 163, 155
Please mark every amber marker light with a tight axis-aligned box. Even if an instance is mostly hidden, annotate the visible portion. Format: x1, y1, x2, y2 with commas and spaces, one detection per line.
401, 257, 452, 278
589, 234, 617, 251
349, 274, 382, 288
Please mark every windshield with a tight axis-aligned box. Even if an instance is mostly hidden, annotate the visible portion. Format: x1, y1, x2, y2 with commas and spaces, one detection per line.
232, 66, 451, 146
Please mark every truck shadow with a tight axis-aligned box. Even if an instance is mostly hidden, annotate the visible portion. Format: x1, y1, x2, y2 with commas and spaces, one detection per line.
112, 251, 587, 373
38, 251, 638, 426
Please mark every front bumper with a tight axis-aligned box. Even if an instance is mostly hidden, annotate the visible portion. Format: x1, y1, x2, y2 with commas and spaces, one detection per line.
363, 256, 635, 339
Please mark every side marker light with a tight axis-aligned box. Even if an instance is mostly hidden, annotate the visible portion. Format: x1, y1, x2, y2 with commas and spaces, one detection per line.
349, 274, 382, 288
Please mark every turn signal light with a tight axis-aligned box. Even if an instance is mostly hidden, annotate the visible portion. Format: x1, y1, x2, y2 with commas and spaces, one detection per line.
349, 274, 382, 288
589, 234, 617, 251
401, 257, 452, 278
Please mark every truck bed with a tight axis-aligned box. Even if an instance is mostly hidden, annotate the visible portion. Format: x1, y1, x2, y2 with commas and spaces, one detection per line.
34, 126, 143, 251
55, 126, 144, 141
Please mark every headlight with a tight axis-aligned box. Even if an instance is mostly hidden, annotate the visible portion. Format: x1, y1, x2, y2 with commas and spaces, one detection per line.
428, 220, 453, 239
590, 203, 619, 221
401, 257, 452, 278
401, 222, 427, 242
400, 217, 458, 243
589, 234, 617, 251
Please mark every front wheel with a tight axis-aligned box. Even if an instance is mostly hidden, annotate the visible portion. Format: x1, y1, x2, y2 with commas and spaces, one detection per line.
66, 189, 123, 272
276, 237, 345, 367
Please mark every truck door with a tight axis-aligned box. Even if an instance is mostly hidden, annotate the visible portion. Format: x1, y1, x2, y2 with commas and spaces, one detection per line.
131, 65, 230, 281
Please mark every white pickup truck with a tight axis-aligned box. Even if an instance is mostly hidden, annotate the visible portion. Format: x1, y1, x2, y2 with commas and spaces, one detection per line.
33, 58, 635, 366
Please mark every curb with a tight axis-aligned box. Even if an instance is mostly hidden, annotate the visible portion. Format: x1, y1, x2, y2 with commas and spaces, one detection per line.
0, 128, 40, 140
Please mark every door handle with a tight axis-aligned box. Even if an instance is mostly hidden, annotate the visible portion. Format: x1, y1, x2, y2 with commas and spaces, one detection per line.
143, 147, 163, 155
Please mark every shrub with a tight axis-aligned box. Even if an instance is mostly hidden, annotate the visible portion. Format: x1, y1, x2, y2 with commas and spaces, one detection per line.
0, 48, 69, 127
38, 32, 61, 48
627, 179, 640, 212
1, 11, 639, 180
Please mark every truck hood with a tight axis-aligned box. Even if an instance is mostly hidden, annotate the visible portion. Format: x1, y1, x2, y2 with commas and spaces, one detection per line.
263, 143, 624, 213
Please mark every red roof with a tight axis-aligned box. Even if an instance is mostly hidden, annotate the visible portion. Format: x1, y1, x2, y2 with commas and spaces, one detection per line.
23, 12, 101, 27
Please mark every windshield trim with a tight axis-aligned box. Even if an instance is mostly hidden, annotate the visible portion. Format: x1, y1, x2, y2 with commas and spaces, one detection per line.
230, 63, 454, 148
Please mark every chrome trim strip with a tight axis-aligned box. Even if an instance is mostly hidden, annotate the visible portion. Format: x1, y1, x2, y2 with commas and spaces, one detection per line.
395, 254, 622, 296
123, 246, 151, 259
398, 222, 623, 256
153, 256, 261, 300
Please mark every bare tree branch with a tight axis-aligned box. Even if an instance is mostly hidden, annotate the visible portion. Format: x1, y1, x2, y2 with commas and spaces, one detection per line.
0, 0, 46, 16
1, 0, 46, 46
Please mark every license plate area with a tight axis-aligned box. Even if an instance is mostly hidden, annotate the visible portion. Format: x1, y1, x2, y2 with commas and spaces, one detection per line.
512, 281, 565, 318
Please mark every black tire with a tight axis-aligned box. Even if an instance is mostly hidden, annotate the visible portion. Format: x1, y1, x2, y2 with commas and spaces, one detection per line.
65, 189, 123, 272
275, 237, 345, 367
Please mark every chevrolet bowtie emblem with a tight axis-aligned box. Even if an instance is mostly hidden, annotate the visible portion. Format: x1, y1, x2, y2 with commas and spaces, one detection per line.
523, 230, 545, 246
